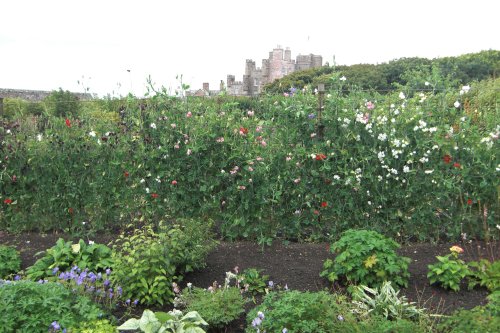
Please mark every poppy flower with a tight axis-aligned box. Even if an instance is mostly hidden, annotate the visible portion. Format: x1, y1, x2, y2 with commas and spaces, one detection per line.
467, 198, 473, 205
65, 119, 71, 128
4, 198, 12, 204
124, 171, 129, 178
443, 155, 452, 164
321, 201, 328, 208
453, 162, 461, 168
315, 154, 327, 161
151, 193, 159, 199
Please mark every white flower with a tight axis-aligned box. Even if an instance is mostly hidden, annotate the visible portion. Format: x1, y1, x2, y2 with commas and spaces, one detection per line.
378, 133, 387, 141
377, 175, 383, 181
340, 76, 346, 81
454, 101, 460, 108
378, 151, 385, 160
187, 149, 192, 155
399, 92, 406, 99
424, 169, 434, 174
6, 129, 11, 134
88, 240, 95, 245
394, 109, 400, 115
333, 175, 340, 180
425, 81, 430, 86
403, 165, 410, 173
150, 123, 157, 129
460, 85, 470, 95
140, 178, 145, 183
36, 134, 43, 142
88, 131, 96, 137
145, 187, 150, 193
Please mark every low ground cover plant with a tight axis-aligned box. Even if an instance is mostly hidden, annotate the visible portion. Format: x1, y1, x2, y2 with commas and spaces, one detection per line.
467, 258, 500, 292
25, 238, 113, 281
321, 229, 411, 289
118, 309, 208, 333
0, 245, 21, 279
0, 280, 103, 333
238, 267, 269, 296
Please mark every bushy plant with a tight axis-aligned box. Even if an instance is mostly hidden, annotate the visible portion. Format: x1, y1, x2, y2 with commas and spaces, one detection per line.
0, 245, 21, 278
118, 309, 207, 333
110, 225, 176, 306
427, 246, 470, 291
438, 291, 500, 332
25, 238, 113, 281
468, 259, 500, 291
351, 281, 427, 321
359, 316, 428, 333
177, 272, 246, 329
0, 280, 103, 333
320, 229, 411, 288
246, 290, 356, 333
239, 268, 269, 296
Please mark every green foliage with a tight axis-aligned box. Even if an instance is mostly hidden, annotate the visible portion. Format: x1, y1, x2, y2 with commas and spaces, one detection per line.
44, 88, 82, 118
239, 268, 269, 296
320, 230, 411, 288
71, 319, 117, 333
110, 225, 176, 306
351, 281, 427, 321
118, 309, 207, 333
358, 316, 428, 333
437, 291, 500, 333
468, 259, 500, 292
0, 280, 103, 333
0, 245, 21, 278
245, 290, 356, 333
427, 249, 470, 291
110, 219, 215, 306
25, 238, 113, 281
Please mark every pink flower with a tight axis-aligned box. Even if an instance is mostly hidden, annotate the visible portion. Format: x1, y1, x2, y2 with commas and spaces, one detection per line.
365, 101, 375, 110
294, 178, 301, 184
171, 123, 177, 129
261, 140, 267, 147
238, 185, 246, 190
256, 126, 263, 133
171, 180, 178, 185
247, 110, 254, 117
186, 111, 192, 118
216, 137, 225, 143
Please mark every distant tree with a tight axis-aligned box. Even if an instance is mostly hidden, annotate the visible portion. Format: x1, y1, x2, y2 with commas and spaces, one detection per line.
44, 88, 81, 118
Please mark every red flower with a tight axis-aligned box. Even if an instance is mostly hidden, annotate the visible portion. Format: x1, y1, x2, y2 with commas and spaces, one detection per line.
151, 193, 159, 199
4, 198, 12, 204
171, 180, 178, 185
239, 127, 248, 135
443, 155, 452, 164
315, 154, 327, 161
321, 201, 328, 208
467, 198, 473, 205
65, 119, 71, 128
453, 162, 461, 168
68, 207, 74, 214
313, 209, 320, 215
124, 171, 129, 178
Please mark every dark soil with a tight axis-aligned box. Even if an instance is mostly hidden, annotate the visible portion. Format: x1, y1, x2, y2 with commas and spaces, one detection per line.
1, 231, 497, 333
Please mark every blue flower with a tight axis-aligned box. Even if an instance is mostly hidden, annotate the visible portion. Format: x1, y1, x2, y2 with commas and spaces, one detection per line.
51, 321, 61, 330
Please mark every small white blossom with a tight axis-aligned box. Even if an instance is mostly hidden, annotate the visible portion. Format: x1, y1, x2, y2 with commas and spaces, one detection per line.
340, 76, 346, 81
424, 169, 434, 174
454, 101, 460, 108
399, 92, 406, 99
36, 134, 43, 142
403, 165, 410, 173
88, 131, 96, 137
378, 133, 387, 141
150, 123, 157, 129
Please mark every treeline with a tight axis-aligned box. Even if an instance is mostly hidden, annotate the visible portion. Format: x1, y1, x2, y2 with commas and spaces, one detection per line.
264, 50, 500, 93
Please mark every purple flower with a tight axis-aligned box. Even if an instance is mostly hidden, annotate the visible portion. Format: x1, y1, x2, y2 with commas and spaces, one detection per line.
337, 315, 344, 321
103, 279, 110, 287
97, 272, 102, 280
125, 299, 131, 305
252, 317, 262, 327
52, 267, 59, 275
51, 321, 61, 330
105, 268, 111, 275
133, 299, 139, 305
308, 113, 316, 119
257, 311, 265, 320
283, 329, 288, 333
109, 292, 114, 299
14, 275, 21, 281
117, 286, 123, 295
268, 281, 274, 288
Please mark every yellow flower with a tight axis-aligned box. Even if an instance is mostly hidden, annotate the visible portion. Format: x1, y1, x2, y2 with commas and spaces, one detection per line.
450, 245, 463, 254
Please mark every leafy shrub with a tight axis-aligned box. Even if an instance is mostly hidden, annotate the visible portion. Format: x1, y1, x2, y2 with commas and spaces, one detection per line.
118, 309, 207, 333
0, 280, 103, 333
427, 246, 470, 291
468, 259, 500, 291
110, 225, 176, 306
351, 281, 427, 321
179, 284, 245, 329
111, 219, 215, 306
70, 319, 117, 333
25, 238, 113, 281
438, 291, 500, 332
0, 245, 21, 279
44, 88, 82, 118
239, 268, 269, 296
246, 290, 356, 333
320, 230, 411, 288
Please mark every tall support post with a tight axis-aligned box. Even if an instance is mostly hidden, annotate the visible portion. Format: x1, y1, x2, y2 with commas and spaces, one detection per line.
317, 84, 325, 139
0, 97, 4, 117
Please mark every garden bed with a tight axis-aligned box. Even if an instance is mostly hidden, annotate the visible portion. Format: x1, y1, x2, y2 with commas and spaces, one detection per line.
1, 231, 495, 332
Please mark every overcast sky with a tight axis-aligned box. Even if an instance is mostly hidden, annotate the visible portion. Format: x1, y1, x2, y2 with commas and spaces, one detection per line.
1, 0, 498, 97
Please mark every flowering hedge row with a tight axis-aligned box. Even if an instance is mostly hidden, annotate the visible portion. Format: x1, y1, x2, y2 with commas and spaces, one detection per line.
1, 79, 498, 242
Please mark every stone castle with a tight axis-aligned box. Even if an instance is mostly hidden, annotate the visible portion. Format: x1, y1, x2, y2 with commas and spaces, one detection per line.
188, 46, 322, 97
